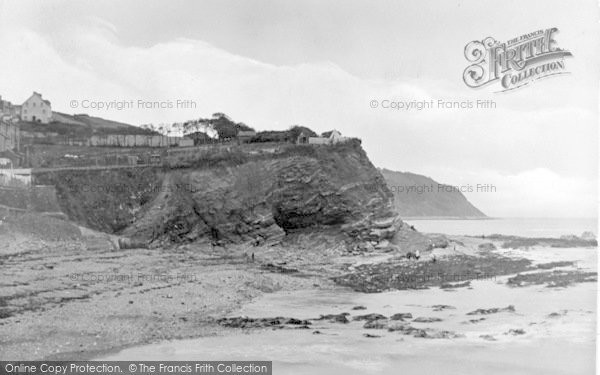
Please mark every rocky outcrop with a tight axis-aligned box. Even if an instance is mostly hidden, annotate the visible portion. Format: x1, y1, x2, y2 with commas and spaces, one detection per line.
35, 140, 402, 247
466, 305, 515, 315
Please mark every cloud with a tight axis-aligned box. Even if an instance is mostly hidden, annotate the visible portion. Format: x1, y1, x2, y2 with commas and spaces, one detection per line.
439, 168, 597, 218
0, 14, 596, 218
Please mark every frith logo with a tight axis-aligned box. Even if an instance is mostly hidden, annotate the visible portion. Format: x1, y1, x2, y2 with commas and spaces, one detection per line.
463, 28, 572, 92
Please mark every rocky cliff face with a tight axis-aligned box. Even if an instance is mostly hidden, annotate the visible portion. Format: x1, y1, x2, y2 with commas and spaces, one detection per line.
36, 140, 402, 247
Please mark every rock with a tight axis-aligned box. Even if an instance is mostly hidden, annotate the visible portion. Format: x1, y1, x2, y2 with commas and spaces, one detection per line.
426, 236, 449, 250
413, 317, 443, 323
118, 237, 148, 250
316, 313, 350, 324
505, 329, 526, 335
363, 333, 381, 338
260, 263, 299, 274
285, 318, 311, 325
547, 310, 567, 318
217, 316, 311, 329
478, 243, 496, 251
423, 330, 464, 339
431, 304, 455, 311
479, 334, 497, 341
47, 140, 404, 246
535, 261, 574, 270
507, 271, 597, 288
440, 281, 471, 289
351, 306, 367, 310
353, 313, 387, 322
387, 322, 411, 332
387, 324, 427, 336
390, 313, 413, 321
375, 240, 390, 249
412, 329, 429, 338
466, 305, 515, 315
363, 320, 389, 329
463, 317, 486, 324
333, 253, 531, 293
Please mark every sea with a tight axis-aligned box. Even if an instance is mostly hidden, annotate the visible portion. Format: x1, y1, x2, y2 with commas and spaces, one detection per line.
102, 217, 598, 375
403, 217, 598, 238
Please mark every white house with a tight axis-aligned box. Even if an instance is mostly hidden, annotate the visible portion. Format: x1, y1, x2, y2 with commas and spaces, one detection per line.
328, 130, 347, 144
21, 92, 52, 124
308, 130, 349, 145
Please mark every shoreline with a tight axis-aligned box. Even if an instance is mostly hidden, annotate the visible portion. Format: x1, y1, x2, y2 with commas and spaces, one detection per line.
402, 216, 492, 220
0, 223, 596, 361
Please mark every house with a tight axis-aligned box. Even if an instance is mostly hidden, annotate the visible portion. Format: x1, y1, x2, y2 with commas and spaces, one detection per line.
308, 129, 349, 145
237, 130, 257, 144
296, 130, 310, 144
21, 92, 52, 124
322, 129, 348, 144
0, 96, 20, 122
327, 130, 346, 144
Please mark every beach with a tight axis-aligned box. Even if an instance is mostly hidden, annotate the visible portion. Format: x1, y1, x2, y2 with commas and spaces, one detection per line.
0, 217, 596, 375
99, 246, 596, 375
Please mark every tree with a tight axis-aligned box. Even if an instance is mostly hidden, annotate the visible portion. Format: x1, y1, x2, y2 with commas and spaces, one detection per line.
288, 125, 317, 140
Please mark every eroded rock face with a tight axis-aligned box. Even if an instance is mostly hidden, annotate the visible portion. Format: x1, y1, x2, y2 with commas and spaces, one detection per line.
125, 141, 402, 246
39, 141, 402, 247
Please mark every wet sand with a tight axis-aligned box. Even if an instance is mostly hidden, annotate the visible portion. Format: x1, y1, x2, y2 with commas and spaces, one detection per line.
100, 247, 596, 374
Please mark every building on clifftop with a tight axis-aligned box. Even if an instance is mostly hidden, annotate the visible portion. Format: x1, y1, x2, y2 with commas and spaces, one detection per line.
21, 92, 52, 124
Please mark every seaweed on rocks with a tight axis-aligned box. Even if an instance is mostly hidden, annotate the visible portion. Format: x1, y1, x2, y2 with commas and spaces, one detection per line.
333, 254, 531, 293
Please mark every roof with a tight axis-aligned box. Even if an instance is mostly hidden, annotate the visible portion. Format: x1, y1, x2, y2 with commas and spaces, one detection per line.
237, 130, 257, 137
24, 92, 51, 106
322, 130, 341, 138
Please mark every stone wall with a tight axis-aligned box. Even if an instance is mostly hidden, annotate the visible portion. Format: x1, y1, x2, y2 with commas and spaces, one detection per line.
0, 121, 19, 152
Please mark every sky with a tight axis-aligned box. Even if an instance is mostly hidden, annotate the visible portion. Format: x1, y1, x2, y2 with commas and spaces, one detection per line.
0, 0, 598, 218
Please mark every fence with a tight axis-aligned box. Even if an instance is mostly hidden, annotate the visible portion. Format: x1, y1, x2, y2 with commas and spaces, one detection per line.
20, 133, 194, 148
88, 135, 193, 148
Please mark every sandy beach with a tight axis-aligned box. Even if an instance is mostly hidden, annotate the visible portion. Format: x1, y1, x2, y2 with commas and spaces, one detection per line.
99, 246, 596, 375
1, 216, 596, 375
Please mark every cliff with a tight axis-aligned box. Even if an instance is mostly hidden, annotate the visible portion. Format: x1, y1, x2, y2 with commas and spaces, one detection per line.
35, 140, 402, 247
380, 169, 486, 218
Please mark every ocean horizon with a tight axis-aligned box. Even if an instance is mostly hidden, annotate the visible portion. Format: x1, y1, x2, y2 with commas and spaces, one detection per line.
404, 217, 598, 238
